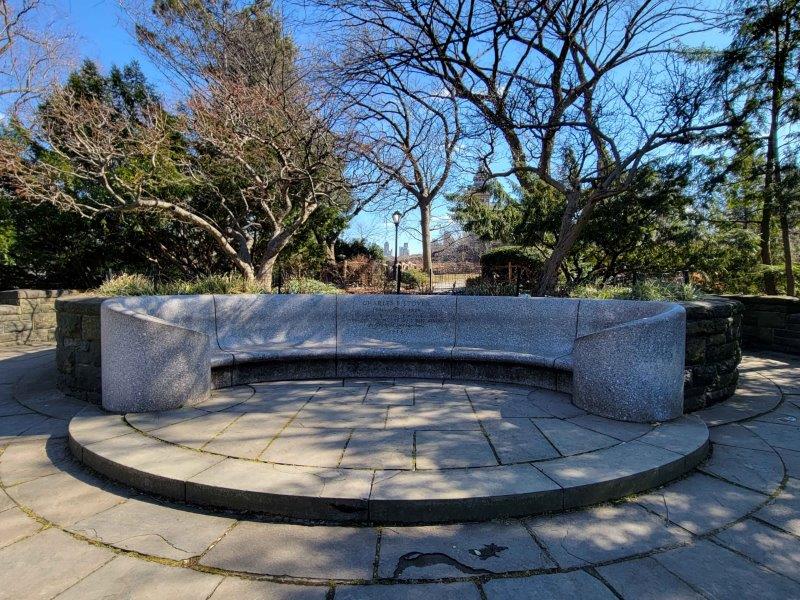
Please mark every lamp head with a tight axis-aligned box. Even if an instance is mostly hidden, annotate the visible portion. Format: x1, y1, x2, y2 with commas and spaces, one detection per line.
392, 211, 402, 225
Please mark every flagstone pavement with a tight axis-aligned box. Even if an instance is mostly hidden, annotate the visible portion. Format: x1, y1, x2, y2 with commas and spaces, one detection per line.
1, 345, 799, 599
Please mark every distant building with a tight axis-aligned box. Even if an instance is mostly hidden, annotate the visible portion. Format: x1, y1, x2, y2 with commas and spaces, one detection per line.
400, 243, 410, 257
383, 241, 391, 258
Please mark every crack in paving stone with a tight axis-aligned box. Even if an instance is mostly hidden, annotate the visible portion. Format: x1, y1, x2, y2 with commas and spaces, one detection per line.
468, 543, 508, 560
392, 552, 495, 578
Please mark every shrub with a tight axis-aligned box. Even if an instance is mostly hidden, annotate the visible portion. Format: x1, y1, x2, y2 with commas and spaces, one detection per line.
460, 280, 519, 296
280, 277, 342, 294
93, 273, 342, 296
400, 267, 429, 289
570, 279, 704, 301
95, 273, 156, 296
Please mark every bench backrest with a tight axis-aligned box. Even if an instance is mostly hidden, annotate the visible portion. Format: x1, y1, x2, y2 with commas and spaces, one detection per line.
576, 299, 674, 338
214, 294, 337, 349
110, 295, 218, 348
454, 296, 579, 358
336, 294, 457, 350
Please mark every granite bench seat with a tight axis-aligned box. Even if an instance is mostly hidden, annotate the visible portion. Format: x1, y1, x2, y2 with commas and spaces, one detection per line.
101, 293, 686, 423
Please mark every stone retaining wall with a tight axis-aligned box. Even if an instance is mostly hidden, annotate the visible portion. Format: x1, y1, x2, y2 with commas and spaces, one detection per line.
55, 296, 104, 404
54, 294, 745, 411
0, 289, 72, 347
681, 298, 743, 412
724, 295, 800, 356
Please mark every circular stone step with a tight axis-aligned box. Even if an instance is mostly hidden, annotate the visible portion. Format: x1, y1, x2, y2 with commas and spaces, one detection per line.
68, 379, 709, 524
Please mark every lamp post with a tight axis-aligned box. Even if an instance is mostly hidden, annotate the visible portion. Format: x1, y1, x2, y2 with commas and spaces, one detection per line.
392, 211, 402, 294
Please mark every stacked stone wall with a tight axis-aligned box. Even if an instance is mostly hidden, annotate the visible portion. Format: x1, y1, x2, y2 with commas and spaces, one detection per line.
681, 298, 743, 412
0, 289, 71, 347
55, 296, 104, 404
724, 295, 800, 356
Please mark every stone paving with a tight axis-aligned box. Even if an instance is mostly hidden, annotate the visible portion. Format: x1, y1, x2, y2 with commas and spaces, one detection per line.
0, 347, 799, 598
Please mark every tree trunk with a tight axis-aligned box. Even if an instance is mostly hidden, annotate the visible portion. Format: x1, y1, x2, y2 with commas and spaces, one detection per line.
256, 255, 277, 292
420, 200, 433, 272
535, 192, 594, 296
761, 24, 786, 296
781, 209, 795, 296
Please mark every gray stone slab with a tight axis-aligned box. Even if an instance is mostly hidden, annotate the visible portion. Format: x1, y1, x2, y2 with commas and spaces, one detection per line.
386, 405, 482, 431
413, 386, 470, 405
754, 477, 800, 536
80, 431, 225, 500
71, 497, 235, 560
193, 385, 255, 412
469, 396, 552, 419
377, 521, 554, 579
755, 400, 800, 426
13, 370, 87, 420
743, 420, 800, 452
777, 447, 800, 478
638, 416, 708, 456
0, 398, 32, 417
200, 520, 377, 579
538, 441, 690, 509
482, 419, 560, 463
653, 539, 800, 598
365, 385, 415, 406
291, 404, 388, 430
532, 418, 619, 456
369, 464, 562, 523
415, 430, 498, 469
337, 294, 457, 356
0, 438, 71, 486
261, 427, 352, 468
699, 444, 784, 494
148, 411, 242, 449
186, 459, 373, 521
526, 389, 586, 418
201, 410, 295, 459
566, 414, 652, 441
9, 468, 131, 526
312, 385, 369, 404
0, 506, 42, 549
212, 578, 327, 599
483, 570, 617, 599
709, 422, 774, 451
598, 556, 705, 599
0, 412, 51, 441
124, 408, 207, 433
0, 490, 12, 513
55, 555, 223, 600
0, 528, 115, 599
340, 428, 413, 469
68, 408, 133, 449
636, 472, 768, 534
713, 518, 800, 583
334, 582, 481, 600
695, 372, 782, 426
528, 502, 692, 568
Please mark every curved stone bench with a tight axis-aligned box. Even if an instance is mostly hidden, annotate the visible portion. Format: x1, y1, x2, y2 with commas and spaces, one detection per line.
101, 294, 686, 422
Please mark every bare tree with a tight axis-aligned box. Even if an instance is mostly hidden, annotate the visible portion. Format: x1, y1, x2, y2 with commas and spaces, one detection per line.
0, 0, 73, 115
334, 61, 461, 271
1, 1, 350, 289
324, 0, 725, 293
